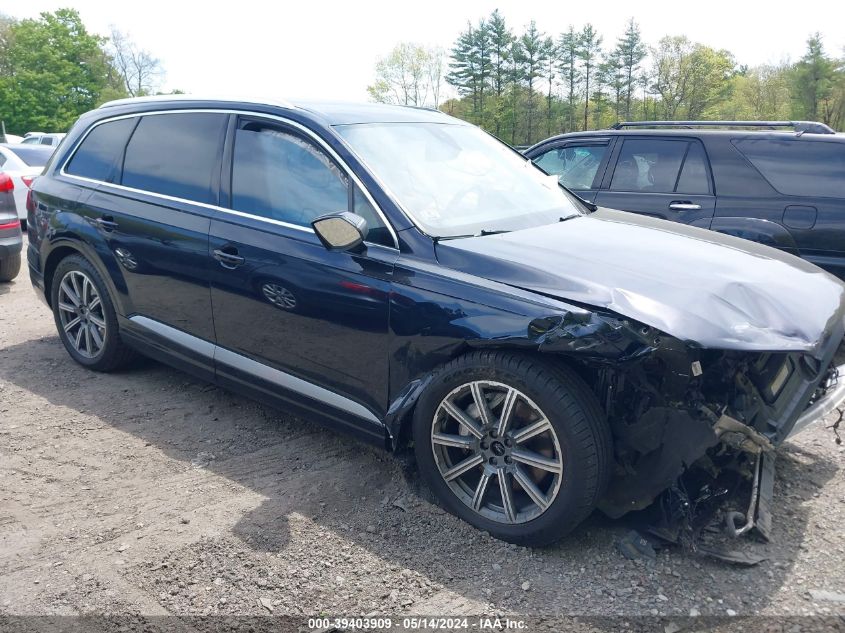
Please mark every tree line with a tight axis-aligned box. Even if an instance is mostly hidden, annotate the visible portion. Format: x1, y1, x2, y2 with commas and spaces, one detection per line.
0, 9, 168, 134
368, 10, 845, 145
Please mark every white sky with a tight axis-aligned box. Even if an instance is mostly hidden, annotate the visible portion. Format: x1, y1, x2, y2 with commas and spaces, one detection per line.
2, 0, 843, 101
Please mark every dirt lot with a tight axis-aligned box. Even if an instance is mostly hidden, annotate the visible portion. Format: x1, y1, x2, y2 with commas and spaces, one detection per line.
1, 257, 845, 631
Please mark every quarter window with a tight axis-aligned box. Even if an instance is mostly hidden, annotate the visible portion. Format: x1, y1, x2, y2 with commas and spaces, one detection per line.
533, 143, 607, 190
65, 117, 138, 182
230, 122, 391, 245
675, 142, 710, 194
122, 113, 227, 204
733, 138, 845, 198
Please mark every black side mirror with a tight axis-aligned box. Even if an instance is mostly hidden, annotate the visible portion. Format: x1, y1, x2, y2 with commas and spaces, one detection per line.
312, 211, 368, 252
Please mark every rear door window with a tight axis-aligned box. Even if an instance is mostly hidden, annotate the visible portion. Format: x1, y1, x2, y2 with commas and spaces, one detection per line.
532, 142, 608, 190
122, 112, 228, 205
733, 138, 845, 198
65, 117, 138, 182
610, 139, 688, 192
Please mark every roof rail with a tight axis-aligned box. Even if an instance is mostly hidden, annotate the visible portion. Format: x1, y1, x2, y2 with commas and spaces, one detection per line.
609, 120, 836, 135
98, 94, 296, 110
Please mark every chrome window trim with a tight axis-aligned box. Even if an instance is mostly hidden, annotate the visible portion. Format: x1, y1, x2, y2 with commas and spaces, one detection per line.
59, 108, 399, 249
128, 316, 381, 425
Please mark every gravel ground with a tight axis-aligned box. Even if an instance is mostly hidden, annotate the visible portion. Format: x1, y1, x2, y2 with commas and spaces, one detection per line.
1, 256, 844, 632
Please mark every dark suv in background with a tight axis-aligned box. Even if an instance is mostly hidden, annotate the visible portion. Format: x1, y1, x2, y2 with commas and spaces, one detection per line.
525, 121, 845, 279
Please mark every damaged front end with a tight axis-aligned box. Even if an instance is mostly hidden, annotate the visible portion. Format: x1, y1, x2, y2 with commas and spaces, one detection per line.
532, 309, 845, 539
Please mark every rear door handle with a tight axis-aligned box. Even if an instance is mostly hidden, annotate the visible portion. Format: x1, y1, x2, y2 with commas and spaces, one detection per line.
213, 247, 245, 269
96, 216, 119, 231
668, 201, 702, 211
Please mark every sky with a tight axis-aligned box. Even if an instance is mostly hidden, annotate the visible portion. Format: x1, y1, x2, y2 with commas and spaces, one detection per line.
2, 0, 844, 101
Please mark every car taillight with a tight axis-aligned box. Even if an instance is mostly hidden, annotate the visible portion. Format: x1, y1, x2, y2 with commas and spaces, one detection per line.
26, 187, 35, 215
0, 173, 13, 192
21, 175, 35, 188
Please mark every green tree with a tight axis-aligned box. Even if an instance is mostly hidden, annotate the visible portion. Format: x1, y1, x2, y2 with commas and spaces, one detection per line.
518, 21, 549, 144
615, 18, 647, 120
0, 9, 124, 133
368, 43, 444, 107
487, 10, 515, 137
578, 24, 603, 130
542, 36, 557, 137
790, 33, 837, 123
446, 20, 492, 125
557, 26, 581, 132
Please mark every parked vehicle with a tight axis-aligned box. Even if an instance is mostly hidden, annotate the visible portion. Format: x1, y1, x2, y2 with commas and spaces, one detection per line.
21, 132, 66, 147
0, 144, 53, 222
524, 121, 845, 279
28, 98, 845, 545
0, 171, 23, 281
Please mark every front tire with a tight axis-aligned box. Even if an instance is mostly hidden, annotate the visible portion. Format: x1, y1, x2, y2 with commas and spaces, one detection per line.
412, 351, 612, 546
50, 254, 136, 371
0, 252, 21, 282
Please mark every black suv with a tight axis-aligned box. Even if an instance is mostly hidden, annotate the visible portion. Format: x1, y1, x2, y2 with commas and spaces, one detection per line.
525, 121, 845, 279
27, 99, 845, 545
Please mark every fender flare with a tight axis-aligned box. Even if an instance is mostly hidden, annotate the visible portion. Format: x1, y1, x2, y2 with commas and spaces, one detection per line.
709, 217, 799, 256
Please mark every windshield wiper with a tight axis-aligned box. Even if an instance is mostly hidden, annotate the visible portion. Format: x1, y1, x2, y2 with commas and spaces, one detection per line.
477, 229, 511, 236
434, 229, 511, 242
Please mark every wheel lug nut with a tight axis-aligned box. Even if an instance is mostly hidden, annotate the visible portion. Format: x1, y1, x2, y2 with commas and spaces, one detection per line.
489, 457, 497, 466
490, 431, 498, 439
480, 442, 488, 450
504, 438, 512, 447
505, 456, 513, 464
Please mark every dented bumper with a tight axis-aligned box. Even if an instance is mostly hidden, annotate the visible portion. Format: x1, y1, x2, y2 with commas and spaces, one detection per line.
788, 363, 845, 439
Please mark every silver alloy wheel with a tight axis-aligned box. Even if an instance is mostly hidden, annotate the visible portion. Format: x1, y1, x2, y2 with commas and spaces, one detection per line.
262, 283, 297, 310
431, 380, 563, 524
57, 270, 107, 359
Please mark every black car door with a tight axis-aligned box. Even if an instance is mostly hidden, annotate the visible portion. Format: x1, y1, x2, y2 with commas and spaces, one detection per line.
208, 115, 398, 438
71, 112, 227, 379
528, 138, 613, 203
595, 137, 716, 227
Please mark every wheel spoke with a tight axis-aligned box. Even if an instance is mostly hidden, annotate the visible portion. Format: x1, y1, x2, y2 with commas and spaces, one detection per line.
496, 387, 518, 436
472, 471, 491, 510
83, 324, 93, 354
441, 399, 484, 439
88, 314, 106, 329
470, 382, 493, 428
58, 301, 77, 314
88, 295, 101, 311
512, 465, 550, 511
63, 316, 81, 333
498, 470, 517, 522
89, 323, 103, 349
511, 417, 552, 444
511, 448, 562, 474
60, 280, 81, 306
81, 276, 90, 305
70, 273, 84, 303
74, 326, 84, 350
432, 432, 474, 449
442, 454, 483, 482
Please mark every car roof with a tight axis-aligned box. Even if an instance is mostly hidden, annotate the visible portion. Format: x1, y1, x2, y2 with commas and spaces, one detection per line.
98, 95, 459, 126
528, 127, 845, 150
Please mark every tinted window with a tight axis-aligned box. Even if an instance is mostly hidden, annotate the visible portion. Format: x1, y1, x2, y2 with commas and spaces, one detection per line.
40, 137, 53, 146
533, 143, 607, 190
6, 146, 53, 167
66, 117, 138, 182
610, 139, 687, 193
231, 123, 391, 244
733, 138, 845, 198
676, 142, 710, 194
122, 113, 227, 204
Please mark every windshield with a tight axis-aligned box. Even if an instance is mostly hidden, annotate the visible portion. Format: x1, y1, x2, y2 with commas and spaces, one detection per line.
335, 122, 581, 237
6, 145, 53, 166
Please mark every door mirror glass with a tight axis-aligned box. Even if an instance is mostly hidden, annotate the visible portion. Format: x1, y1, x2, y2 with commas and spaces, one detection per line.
312, 212, 368, 251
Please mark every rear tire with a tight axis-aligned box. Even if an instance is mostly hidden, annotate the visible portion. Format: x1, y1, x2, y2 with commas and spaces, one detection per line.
412, 351, 612, 546
0, 252, 21, 282
50, 254, 136, 371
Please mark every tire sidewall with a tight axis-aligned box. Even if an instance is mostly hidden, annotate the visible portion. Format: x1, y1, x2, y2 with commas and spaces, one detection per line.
50, 255, 121, 369
413, 356, 603, 546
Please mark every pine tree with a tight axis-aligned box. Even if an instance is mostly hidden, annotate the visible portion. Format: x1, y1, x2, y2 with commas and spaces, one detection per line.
557, 27, 581, 132
519, 21, 550, 144
487, 9, 515, 137
616, 18, 647, 120
578, 24, 603, 130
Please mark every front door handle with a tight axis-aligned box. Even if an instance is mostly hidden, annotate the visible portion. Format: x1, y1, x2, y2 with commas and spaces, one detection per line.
668, 201, 702, 211
96, 216, 119, 231
213, 247, 245, 269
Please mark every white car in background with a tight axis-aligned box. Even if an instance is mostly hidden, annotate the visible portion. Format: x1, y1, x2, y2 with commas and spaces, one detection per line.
0, 144, 54, 222
21, 132, 66, 147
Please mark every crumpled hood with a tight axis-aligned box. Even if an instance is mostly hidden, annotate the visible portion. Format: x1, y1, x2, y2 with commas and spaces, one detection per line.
435, 208, 845, 354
